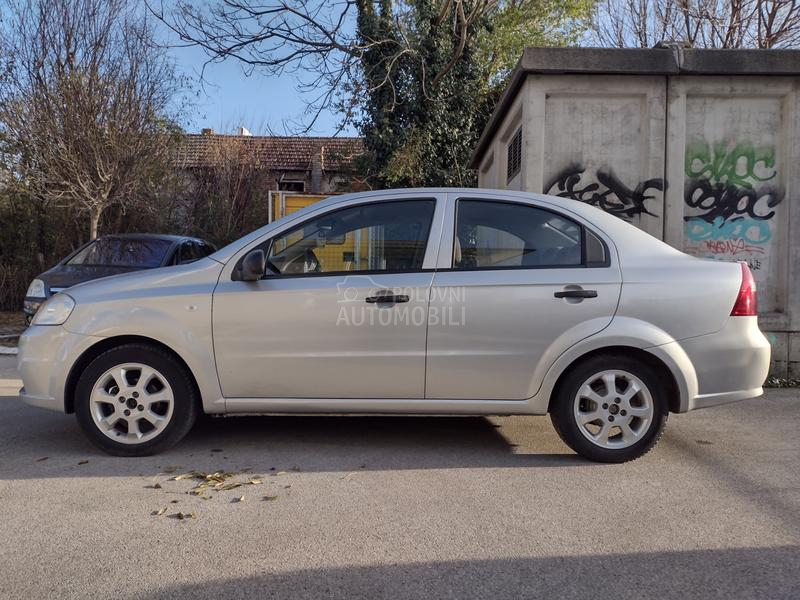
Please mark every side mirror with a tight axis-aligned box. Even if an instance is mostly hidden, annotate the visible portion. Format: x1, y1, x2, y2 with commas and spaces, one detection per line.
240, 249, 266, 281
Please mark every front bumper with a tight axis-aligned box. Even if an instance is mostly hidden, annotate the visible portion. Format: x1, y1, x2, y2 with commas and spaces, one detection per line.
18, 325, 101, 413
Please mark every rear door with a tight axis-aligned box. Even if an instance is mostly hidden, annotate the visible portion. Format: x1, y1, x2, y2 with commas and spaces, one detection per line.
425, 193, 622, 400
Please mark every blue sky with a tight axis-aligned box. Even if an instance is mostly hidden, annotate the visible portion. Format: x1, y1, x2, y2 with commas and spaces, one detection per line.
170, 41, 355, 137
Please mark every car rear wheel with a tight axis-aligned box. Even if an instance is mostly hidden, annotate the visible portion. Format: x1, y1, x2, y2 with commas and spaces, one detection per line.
74, 344, 199, 456
550, 354, 668, 463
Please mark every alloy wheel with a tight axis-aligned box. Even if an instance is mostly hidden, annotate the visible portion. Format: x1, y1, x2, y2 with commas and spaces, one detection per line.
573, 369, 654, 449
89, 363, 175, 444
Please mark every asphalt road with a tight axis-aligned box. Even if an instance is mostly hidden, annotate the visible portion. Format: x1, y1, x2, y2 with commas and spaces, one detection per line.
0, 355, 798, 599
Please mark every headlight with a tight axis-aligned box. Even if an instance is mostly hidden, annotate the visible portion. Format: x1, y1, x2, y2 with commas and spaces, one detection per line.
32, 294, 75, 326
26, 279, 46, 298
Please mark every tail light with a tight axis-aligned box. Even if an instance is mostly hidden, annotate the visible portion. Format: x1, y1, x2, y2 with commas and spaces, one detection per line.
731, 263, 757, 316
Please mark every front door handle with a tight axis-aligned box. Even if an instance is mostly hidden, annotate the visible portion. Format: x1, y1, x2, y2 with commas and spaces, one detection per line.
554, 289, 598, 299
365, 291, 410, 304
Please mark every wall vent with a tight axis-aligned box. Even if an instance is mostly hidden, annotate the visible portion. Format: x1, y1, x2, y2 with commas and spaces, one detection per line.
507, 128, 522, 181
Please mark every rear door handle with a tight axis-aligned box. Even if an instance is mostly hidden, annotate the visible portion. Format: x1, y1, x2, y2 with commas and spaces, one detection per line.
365, 291, 410, 304
554, 289, 598, 299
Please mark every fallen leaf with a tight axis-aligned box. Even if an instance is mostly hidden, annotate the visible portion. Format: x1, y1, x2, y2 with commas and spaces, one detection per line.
248, 477, 264, 485
272, 471, 287, 477
215, 482, 243, 491
233, 495, 245, 503
262, 495, 278, 501
152, 507, 167, 516
78, 460, 89, 465
170, 500, 179, 504
146, 483, 162, 490
36, 457, 48, 462
283, 485, 291, 489
175, 511, 196, 520
290, 466, 301, 472
172, 472, 200, 481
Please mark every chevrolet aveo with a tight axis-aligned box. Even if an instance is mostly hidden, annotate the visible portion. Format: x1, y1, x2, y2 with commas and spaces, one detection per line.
18, 189, 771, 462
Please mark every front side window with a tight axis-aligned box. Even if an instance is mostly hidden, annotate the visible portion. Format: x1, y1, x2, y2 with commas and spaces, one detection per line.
454, 200, 582, 269
179, 242, 197, 264
267, 200, 435, 275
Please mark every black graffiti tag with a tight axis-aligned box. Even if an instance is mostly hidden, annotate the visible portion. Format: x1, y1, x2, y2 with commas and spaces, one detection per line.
683, 178, 784, 223
545, 164, 665, 220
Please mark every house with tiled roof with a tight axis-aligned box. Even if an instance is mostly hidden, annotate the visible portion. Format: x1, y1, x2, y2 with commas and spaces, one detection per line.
175, 128, 364, 195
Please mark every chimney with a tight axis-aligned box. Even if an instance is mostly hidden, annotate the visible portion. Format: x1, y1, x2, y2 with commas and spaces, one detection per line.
311, 146, 323, 193
201, 128, 214, 136
238, 126, 253, 137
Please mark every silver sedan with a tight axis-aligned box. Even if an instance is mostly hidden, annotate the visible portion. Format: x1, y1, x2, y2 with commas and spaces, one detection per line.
17, 189, 771, 462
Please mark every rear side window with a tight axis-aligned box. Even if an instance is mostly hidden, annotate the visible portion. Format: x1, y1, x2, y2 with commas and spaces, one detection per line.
453, 200, 583, 269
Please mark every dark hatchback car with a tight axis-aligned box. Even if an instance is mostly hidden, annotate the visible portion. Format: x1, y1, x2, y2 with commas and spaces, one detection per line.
23, 234, 216, 322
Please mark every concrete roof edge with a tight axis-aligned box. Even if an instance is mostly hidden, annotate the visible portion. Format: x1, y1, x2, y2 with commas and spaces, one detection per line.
469, 46, 800, 169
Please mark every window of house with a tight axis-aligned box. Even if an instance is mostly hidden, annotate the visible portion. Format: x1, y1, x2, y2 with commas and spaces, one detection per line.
506, 128, 522, 182
278, 180, 305, 192
267, 200, 435, 275
453, 200, 583, 269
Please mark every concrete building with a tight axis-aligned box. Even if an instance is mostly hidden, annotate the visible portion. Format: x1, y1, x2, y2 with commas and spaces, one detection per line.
471, 46, 800, 376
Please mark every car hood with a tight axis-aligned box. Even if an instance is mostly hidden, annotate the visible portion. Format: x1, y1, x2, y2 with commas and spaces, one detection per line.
63, 257, 224, 305
39, 265, 142, 291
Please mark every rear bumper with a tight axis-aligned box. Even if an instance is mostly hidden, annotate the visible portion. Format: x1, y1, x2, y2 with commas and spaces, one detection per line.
680, 316, 770, 412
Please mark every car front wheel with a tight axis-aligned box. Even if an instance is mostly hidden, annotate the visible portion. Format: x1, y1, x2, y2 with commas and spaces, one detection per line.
74, 344, 199, 456
550, 354, 668, 463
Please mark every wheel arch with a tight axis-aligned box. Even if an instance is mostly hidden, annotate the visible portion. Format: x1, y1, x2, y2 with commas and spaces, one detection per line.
64, 335, 202, 414
546, 346, 683, 414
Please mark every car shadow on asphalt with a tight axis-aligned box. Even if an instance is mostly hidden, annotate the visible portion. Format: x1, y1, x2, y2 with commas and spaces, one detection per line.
122, 545, 800, 600
1, 400, 586, 478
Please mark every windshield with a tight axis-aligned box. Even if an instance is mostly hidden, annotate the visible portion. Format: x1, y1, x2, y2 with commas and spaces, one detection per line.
66, 238, 172, 268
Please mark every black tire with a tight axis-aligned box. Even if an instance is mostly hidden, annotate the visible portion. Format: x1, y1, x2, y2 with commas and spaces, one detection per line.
550, 354, 668, 463
74, 343, 199, 456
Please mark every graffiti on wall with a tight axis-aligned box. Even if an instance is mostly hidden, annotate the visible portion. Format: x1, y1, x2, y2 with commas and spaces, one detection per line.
545, 163, 665, 220
683, 140, 784, 274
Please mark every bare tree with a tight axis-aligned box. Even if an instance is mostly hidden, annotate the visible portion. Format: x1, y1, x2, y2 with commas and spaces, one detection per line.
172, 135, 271, 245
151, 0, 501, 132
590, 0, 800, 48
0, 0, 185, 239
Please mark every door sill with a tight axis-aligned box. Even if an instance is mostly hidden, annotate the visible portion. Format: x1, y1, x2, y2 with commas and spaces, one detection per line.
223, 397, 540, 415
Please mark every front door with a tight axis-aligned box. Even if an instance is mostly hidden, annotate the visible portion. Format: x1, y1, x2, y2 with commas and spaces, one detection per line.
213, 198, 439, 399
426, 196, 622, 400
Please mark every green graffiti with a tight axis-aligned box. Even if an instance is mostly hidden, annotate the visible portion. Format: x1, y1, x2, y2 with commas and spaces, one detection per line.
684, 140, 777, 190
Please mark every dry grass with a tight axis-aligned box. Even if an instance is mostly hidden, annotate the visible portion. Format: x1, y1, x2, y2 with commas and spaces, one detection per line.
0, 312, 26, 345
